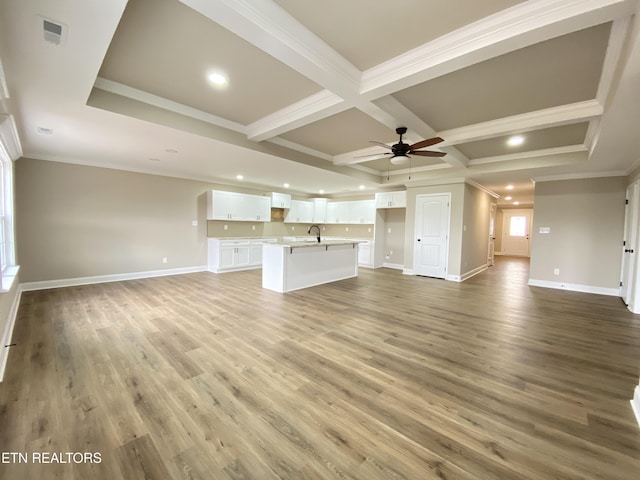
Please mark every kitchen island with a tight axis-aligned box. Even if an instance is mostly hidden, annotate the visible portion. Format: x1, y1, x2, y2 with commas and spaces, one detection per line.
262, 239, 360, 293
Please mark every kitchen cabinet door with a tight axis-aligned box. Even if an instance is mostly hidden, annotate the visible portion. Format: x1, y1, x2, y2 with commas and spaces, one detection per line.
285, 200, 313, 223
270, 192, 291, 209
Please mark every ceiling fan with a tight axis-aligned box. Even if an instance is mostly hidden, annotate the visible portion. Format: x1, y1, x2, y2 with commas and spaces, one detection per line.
363, 127, 446, 165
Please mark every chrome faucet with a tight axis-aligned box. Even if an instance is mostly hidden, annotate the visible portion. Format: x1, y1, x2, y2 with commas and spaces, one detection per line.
308, 224, 321, 243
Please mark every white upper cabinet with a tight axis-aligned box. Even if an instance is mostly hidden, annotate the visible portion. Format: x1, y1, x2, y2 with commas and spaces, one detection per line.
208, 190, 246, 220
270, 192, 291, 209
244, 194, 271, 221
375, 191, 407, 208
349, 200, 375, 224
285, 200, 313, 223
312, 198, 328, 223
326, 201, 349, 224
207, 190, 271, 221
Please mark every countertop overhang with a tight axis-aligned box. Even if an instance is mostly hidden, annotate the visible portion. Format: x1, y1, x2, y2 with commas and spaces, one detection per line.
268, 239, 363, 249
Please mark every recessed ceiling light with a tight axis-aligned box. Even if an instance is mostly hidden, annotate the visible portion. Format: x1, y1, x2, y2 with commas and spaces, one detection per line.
37, 126, 53, 134
207, 71, 228, 87
149, 157, 160, 162
359, 185, 365, 190
165, 148, 178, 154
513, 201, 520, 205
506, 184, 514, 190
319, 189, 325, 194
507, 135, 524, 147
283, 183, 290, 188
236, 174, 244, 180
505, 196, 512, 200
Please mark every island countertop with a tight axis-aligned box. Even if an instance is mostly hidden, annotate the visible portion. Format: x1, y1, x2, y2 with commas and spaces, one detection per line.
269, 239, 364, 249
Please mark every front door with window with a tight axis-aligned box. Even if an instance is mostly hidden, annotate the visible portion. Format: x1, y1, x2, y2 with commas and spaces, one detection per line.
502, 210, 532, 257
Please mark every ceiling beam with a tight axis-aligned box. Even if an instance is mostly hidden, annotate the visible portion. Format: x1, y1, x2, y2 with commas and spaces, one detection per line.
360, 0, 637, 99
438, 100, 604, 146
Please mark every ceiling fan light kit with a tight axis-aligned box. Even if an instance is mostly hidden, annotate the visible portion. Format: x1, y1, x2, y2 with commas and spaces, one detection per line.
390, 155, 410, 165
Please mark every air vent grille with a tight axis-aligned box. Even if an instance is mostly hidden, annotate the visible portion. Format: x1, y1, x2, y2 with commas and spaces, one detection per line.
42, 18, 64, 45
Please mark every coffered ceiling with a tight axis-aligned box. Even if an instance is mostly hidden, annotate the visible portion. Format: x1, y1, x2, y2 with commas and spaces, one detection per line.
1, 0, 640, 207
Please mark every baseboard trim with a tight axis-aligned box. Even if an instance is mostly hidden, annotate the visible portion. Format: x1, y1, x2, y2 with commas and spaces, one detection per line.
527, 278, 619, 296
402, 268, 415, 275
382, 262, 404, 270
455, 264, 488, 282
0, 286, 23, 382
631, 385, 640, 428
20, 266, 208, 292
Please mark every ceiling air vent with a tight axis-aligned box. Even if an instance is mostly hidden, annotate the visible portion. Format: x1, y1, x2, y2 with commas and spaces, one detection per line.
41, 18, 65, 45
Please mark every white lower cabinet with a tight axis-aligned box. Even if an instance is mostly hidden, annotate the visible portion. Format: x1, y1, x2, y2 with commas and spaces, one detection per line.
208, 238, 276, 273
358, 240, 373, 267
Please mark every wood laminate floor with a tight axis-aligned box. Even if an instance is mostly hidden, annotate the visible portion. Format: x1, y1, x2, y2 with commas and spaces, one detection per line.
1, 257, 640, 479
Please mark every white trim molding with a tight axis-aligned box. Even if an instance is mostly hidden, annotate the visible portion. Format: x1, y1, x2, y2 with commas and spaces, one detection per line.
631, 384, 640, 428
382, 262, 404, 270
20, 266, 208, 292
527, 278, 620, 296
0, 286, 22, 382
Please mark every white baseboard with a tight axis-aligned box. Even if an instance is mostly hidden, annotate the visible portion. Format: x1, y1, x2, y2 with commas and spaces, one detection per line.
382, 262, 404, 270
402, 268, 415, 275
632, 385, 640, 428
448, 264, 488, 283
0, 287, 23, 382
20, 265, 208, 292
527, 278, 619, 296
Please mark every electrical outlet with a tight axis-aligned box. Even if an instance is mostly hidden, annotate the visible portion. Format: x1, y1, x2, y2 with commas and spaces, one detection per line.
553, 268, 560, 275
224, 224, 228, 230
191, 220, 198, 227
162, 257, 168, 264
252, 225, 256, 231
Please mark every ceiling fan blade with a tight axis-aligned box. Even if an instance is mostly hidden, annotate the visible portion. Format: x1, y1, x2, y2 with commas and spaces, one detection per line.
411, 150, 447, 157
409, 136, 444, 150
368, 141, 393, 150
354, 152, 392, 159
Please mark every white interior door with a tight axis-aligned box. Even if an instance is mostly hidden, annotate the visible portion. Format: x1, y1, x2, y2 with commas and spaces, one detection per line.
621, 183, 638, 305
414, 194, 450, 278
502, 210, 532, 257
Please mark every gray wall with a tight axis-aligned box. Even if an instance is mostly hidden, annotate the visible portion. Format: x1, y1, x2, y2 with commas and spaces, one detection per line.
382, 208, 406, 266
15, 158, 376, 283
15, 158, 215, 282
529, 177, 626, 289
461, 184, 492, 272
405, 182, 492, 277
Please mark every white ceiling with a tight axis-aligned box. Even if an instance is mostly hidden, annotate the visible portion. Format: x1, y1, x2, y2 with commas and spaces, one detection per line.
1, 0, 640, 207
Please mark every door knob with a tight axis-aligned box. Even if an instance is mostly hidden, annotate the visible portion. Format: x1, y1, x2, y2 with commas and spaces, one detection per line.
417, 239, 421, 242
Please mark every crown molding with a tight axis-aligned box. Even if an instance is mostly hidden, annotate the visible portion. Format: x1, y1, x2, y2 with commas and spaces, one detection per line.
0, 115, 23, 161
439, 101, 603, 146
533, 171, 627, 182
465, 178, 500, 198
468, 145, 588, 167
93, 77, 247, 134
0, 59, 9, 103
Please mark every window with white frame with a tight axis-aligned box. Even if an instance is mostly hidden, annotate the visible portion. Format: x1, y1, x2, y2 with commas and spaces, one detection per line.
0, 132, 17, 290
